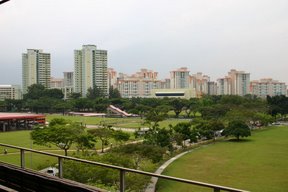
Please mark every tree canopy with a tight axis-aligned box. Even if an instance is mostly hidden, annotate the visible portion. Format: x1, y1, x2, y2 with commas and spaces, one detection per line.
31, 118, 94, 155
224, 120, 251, 141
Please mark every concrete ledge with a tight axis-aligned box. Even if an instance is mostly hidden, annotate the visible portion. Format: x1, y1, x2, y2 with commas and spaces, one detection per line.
0, 163, 105, 192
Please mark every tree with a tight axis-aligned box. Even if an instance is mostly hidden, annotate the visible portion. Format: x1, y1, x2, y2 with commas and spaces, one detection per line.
88, 126, 113, 153
92, 98, 110, 112
195, 120, 225, 141
31, 118, 90, 156
169, 99, 186, 118
183, 98, 199, 118
144, 109, 167, 129
172, 122, 196, 147
72, 98, 92, 111
155, 128, 173, 149
69, 92, 81, 99
224, 120, 251, 141
23, 84, 45, 100
4, 99, 23, 112
109, 86, 121, 99
87, 85, 105, 99
112, 130, 130, 145
134, 104, 151, 118
267, 95, 288, 118
44, 88, 64, 99
252, 112, 273, 127
75, 133, 96, 154
53, 100, 73, 115
199, 104, 229, 120
111, 143, 166, 164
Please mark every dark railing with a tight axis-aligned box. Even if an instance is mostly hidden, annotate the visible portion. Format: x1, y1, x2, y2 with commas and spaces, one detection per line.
0, 143, 248, 192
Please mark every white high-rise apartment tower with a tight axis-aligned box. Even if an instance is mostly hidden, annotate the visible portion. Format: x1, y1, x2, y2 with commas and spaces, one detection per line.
217, 69, 250, 96
74, 45, 108, 97
22, 49, 51, 94
170, 67, 190, 89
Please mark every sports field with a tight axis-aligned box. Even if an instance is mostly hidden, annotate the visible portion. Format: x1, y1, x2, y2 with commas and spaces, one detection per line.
157, 126, 288, 192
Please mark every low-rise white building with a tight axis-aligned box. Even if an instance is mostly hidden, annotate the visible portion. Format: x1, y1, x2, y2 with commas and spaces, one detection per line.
0, 85, 22, 100
151, 89, 196, 99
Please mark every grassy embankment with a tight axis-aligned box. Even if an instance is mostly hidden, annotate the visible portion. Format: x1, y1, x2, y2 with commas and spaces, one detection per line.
157, 126, 288, 192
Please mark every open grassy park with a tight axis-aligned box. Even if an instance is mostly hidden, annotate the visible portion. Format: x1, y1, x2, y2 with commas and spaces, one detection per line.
157, 125, 288, 192
1, 114, 287, 192
0, 115, 189, 170
46, 114, 190, 129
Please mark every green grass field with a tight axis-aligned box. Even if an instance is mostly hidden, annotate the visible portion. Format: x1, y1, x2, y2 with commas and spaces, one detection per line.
157, 126, 288, 192
46, 114, 190, 129
0, 128, 137, 170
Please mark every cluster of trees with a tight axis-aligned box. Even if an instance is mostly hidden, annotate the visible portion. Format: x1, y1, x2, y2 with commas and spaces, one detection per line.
31, 118, 130, 156
0, 84, 121, 113
267, 95, 288, 119
63, 144, 161, 191
1, 84, 287, 123
30, 118, 165, 191
28, 93, 288, 191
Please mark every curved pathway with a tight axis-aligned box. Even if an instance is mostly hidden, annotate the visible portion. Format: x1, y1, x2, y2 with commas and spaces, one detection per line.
145, 140, 213, 192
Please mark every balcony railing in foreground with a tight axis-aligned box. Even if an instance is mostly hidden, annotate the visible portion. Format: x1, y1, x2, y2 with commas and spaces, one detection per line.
0, 143, 248, 192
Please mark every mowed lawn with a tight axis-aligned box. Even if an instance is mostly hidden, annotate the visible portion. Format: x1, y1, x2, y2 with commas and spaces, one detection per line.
46, 114, 190, 129
157, 126, 288, 192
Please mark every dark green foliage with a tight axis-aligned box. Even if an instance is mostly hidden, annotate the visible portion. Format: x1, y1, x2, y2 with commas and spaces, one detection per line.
72, 98, 92, 111
31, 118, 94, 155
108, 86, 121, 99
224, 120, 251, 140
169, 98, 186, 118
112, 143, 166, 163
199, 104, 229, 120
172, 122, 198, 146
63, 144, 160, 191
23, 84, 45, 100
195, 119, 225, 140
112, 130, 130, 144
88, 127, 113, 153
267, 95, 288, 117
44, 88, 64, 99
4, 99, 23, 112
69, 92, 81, 99
87, 85, 106, 99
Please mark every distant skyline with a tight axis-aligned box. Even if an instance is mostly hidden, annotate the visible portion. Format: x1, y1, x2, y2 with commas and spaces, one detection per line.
1, 0, 288, 85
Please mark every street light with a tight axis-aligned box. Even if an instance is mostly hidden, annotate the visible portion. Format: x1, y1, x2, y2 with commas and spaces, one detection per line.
0, 0, 10, 5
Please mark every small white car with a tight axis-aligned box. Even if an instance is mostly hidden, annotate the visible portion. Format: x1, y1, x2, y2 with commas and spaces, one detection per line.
46, 167, 58, 176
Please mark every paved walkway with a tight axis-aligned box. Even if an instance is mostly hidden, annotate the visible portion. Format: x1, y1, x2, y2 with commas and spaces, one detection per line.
145, 140, 213, 192
86, 125, 141, 132
145, 150, 191, 192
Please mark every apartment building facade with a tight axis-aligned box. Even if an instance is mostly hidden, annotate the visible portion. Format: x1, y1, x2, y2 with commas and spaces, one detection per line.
50, 77, 64, 89
170, 67, 190, 89
74, 45, 108, 97
108, 68, 117, 89
22, 49, 51, 94
250, 78, 287, 98
117, 69, 162, 98
63, 72, 74, 99
0, 85, 22, 101
190, 72, 210, 97
217, 69, 250, 96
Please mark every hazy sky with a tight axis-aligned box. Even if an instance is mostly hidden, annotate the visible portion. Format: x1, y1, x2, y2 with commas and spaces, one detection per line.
1, 0, 288, 85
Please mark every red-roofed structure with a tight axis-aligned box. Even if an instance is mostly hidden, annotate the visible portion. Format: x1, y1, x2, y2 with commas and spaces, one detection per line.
0, 113, 45, 132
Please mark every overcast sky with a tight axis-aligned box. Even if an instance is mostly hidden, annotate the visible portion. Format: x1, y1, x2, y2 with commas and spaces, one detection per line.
1, 0, 288, 85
